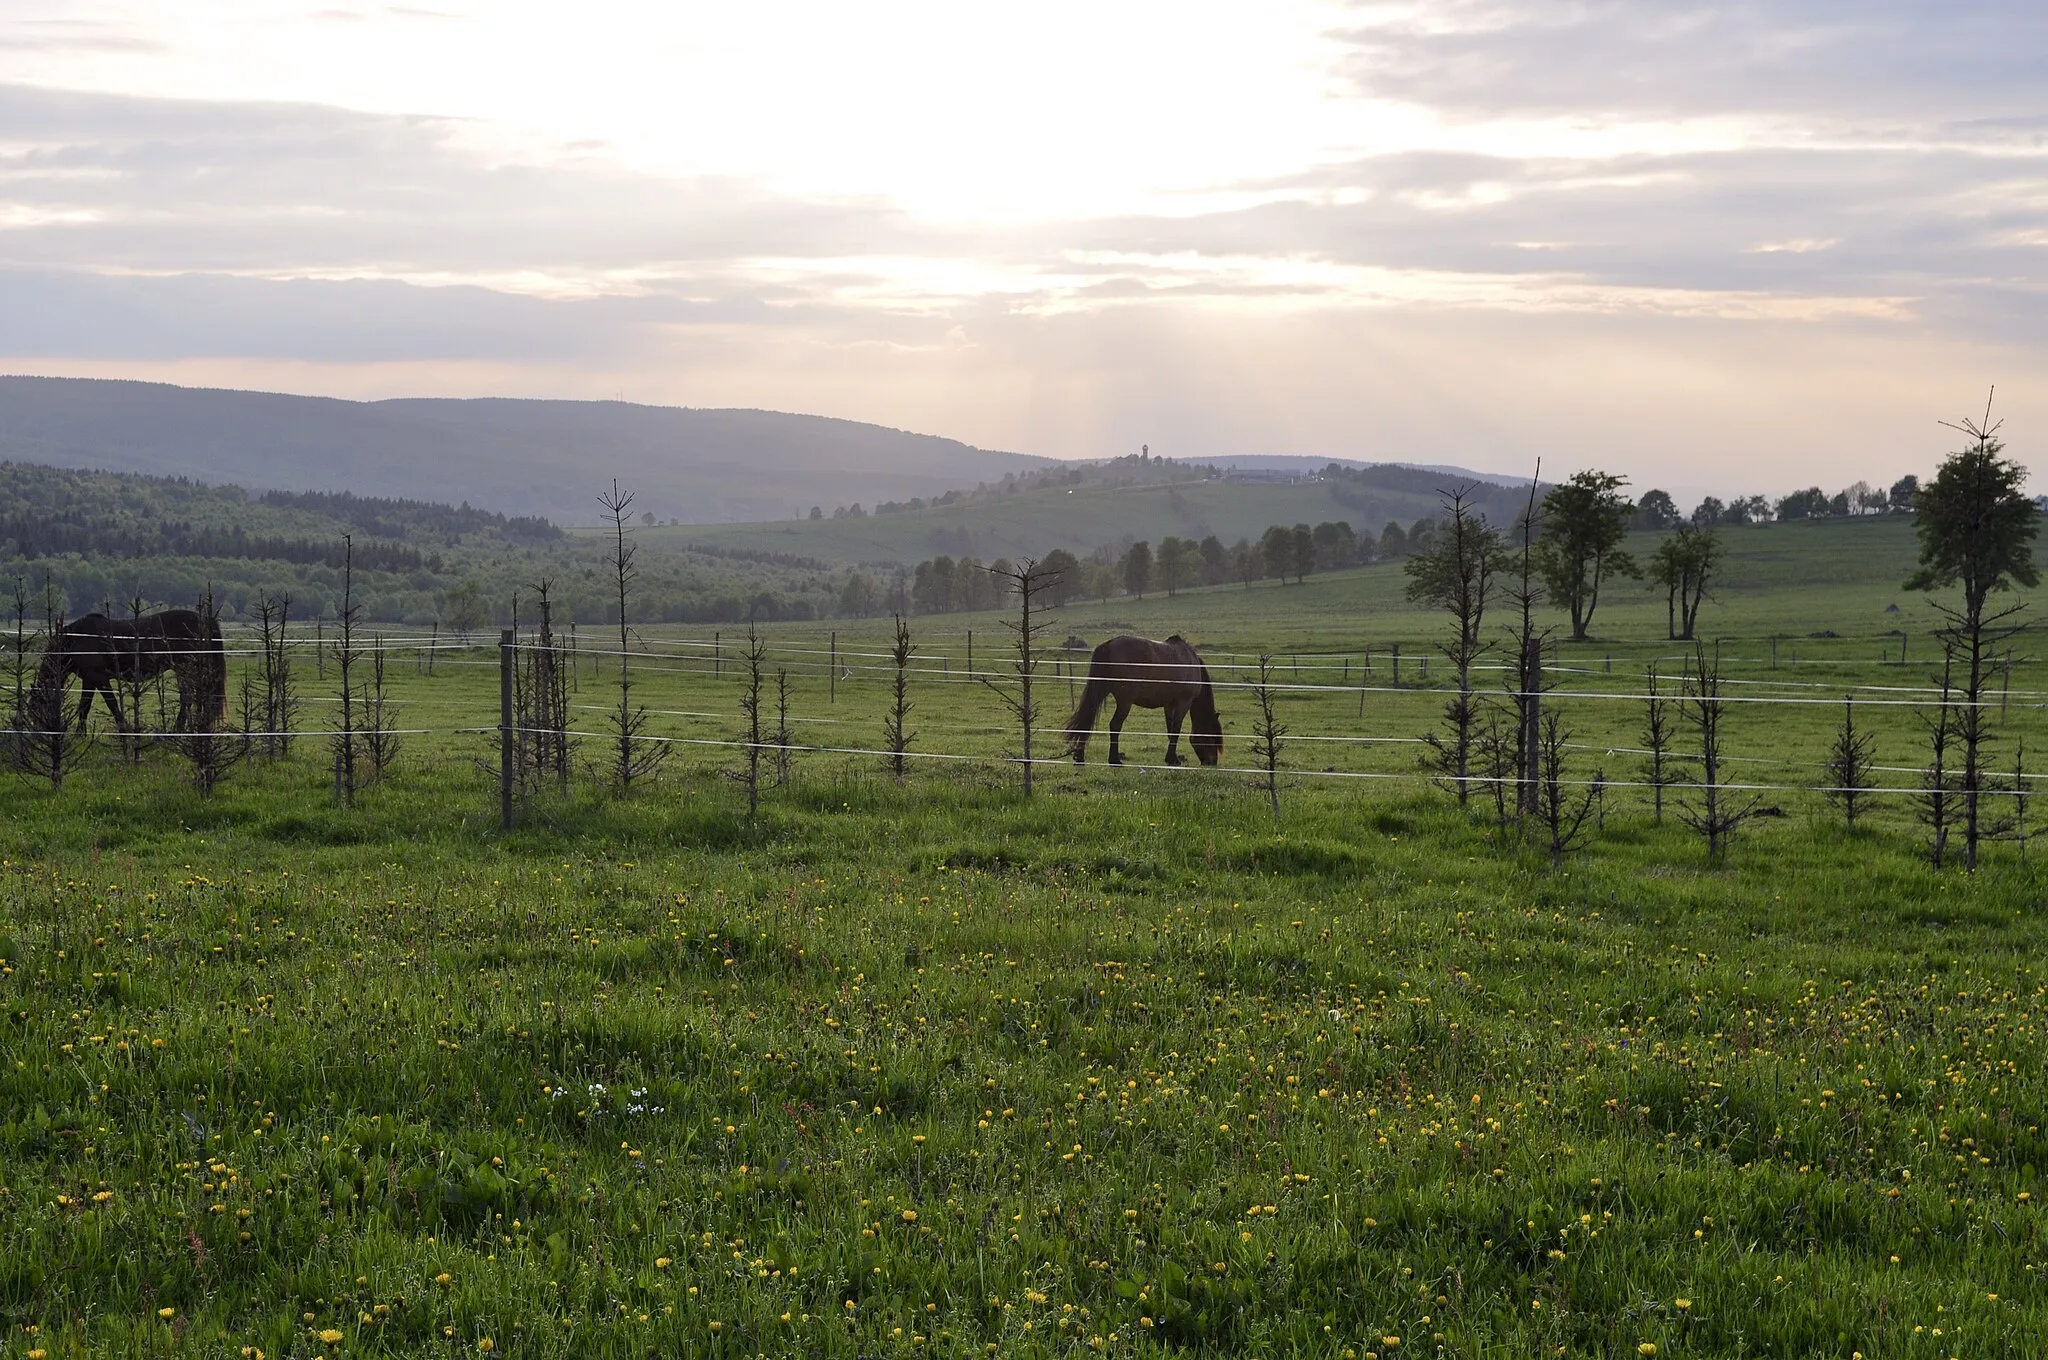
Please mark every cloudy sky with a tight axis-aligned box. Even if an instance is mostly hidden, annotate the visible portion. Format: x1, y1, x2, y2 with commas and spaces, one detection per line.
2, 1, 2043, 492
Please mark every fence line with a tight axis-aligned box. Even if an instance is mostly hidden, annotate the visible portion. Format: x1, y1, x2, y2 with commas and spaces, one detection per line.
11, 623, 2047, 835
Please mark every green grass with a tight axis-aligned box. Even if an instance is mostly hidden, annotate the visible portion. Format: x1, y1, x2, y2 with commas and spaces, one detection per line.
7, 512, 2048, 1357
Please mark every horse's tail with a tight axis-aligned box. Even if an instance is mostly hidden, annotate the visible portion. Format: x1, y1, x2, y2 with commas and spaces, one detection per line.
1194, 664, 1223, 754
1066, 670, 1112, 761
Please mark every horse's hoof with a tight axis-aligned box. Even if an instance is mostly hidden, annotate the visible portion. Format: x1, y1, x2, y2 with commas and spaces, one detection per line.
1165, 755, 1183, 767
1108, 753, 1123, 766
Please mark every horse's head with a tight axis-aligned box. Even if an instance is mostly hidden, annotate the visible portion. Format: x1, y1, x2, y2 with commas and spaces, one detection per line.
1192, 727, 1223, 766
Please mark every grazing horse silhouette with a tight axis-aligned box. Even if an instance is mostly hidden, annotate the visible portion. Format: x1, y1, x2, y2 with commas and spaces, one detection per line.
33, 609, 227, 733
1065, 634, 1222, 767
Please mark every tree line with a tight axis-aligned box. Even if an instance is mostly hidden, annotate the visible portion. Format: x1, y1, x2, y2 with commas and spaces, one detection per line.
865, 514, 1494, 617
1633, 474, 1921, 530
0, 513, 438, 574
1403, 407, 2036, 872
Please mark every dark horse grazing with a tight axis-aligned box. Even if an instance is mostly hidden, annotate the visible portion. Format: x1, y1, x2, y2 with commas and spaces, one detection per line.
1066, 634, 1223, 766
33, 609, 227, 733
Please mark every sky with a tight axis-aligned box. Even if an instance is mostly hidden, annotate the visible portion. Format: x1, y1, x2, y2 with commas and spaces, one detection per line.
1, 1, 2043, 496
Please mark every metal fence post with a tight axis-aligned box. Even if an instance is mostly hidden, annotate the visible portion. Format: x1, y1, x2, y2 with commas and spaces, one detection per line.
499, 628, 515, 831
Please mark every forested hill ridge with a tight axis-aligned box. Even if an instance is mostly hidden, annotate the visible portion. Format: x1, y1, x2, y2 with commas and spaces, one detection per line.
0, 456, 1536, 628
0, 376, 1049, 525
0, 461, 844, 627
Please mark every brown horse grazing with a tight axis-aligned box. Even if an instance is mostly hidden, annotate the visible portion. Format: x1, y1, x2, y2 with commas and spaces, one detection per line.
33, 609, 227, 734
1065, 634, 1223, 766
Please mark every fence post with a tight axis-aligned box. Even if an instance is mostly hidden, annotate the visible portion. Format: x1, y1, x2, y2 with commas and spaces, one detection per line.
499, 628, 515, 831
830, 630, 837, 704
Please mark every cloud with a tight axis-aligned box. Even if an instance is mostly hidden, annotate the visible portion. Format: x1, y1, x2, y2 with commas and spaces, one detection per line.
0, 83, 932, 282
1333, 1, 2048, 128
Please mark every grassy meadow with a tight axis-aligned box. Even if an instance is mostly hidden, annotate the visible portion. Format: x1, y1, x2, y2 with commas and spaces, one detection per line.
7, 513, 2048, 1357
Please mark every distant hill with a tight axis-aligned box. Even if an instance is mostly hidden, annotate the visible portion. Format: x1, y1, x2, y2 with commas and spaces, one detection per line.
658, 460, 1538, 566
1207, 454, 1529, 482
0, 460, 853, 625
0, 376, 1050, 526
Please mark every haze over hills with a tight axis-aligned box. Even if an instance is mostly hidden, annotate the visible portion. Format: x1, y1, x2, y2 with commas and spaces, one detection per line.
0, 376, 1052, 526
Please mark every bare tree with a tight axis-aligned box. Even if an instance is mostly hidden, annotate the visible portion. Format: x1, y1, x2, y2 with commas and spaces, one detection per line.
982, 557, 1061, 795
1823, 698, 1876, 829
1503, 469, 1549, 818
330, 536, 361, 806
528, 580, 573, 793
884, 614, 916, 783
2002, 741, 2033, 856
18, 583, 89, 790
599, 481, 667, 790
1677, 642, 1761, 860
118, 592, 155, 763
1917, 650, 1959, 868
738, 623, 767, 817
1407, 486, 1502, 805
252, 593, 297, 759
773, 667, 795, 787
360, 634, 402, 782
1640, 665, 1678, 823
1474, 708, 1518, 828
177, 590, 247, 795
4, 576, 32, 773
1534, 709, 1604, 866
1248, 654, 1287, 817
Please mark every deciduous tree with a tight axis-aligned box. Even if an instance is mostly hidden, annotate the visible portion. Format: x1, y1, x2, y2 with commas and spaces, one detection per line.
1536, 470, 1637, 641
1649, 523, 1722, 641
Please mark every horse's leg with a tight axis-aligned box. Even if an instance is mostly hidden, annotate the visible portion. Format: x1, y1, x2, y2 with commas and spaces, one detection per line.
1164, 701, 1187, 766
70, 677, 94, 733
1107, 698, 1132, 765
86, 677, 122, 734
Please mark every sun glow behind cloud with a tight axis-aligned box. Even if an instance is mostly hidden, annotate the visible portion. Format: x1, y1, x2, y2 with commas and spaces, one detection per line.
4, 1, 1407, 221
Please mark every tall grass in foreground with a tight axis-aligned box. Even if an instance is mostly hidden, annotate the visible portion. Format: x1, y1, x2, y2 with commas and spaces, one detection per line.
4, 758, 2048, 1356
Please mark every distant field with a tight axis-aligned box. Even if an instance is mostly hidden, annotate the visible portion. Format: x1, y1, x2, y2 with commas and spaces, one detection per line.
614, 476, 1485, 565
8, 509, 2048, 1357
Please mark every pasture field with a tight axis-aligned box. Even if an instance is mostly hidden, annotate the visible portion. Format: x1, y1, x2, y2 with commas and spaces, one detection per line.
8, 514, 2048, 1357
